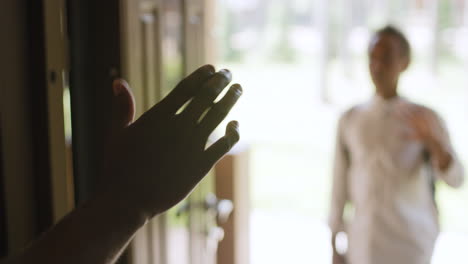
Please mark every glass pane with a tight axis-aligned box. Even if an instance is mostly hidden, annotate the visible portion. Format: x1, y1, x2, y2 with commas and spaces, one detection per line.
161, 0, 185, 98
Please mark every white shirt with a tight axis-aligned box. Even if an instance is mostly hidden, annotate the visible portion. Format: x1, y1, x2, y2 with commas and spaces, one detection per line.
329, 96, 464, 264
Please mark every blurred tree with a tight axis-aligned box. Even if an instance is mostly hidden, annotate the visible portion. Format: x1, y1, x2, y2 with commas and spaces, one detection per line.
269, 0, 296, 63
219, 2, 244, 63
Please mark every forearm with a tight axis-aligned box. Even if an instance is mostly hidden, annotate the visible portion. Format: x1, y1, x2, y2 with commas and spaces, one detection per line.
15, 190, 147, 264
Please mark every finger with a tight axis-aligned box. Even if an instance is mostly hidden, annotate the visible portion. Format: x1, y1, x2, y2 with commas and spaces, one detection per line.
203, 121, 240, 171
181, 69, 232, 124
111, 79, 136, 130
395, 106, 427, 140
398, 105, 428, 129
410, 107, 436, 129
198, 84, 242, 138
157, 64, 215, 114
420, 110, 446, 141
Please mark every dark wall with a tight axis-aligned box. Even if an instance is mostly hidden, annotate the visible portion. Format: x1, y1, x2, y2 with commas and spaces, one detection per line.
0, 0, 52, 255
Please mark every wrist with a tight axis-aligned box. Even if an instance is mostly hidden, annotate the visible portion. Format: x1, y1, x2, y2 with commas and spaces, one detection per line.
98, 188, 149, 228
98, 167, 154, 225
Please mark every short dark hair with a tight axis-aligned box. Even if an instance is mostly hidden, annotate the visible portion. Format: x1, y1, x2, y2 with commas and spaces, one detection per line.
373, 25, 411, 59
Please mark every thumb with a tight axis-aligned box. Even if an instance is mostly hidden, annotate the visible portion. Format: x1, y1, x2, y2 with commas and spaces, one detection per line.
111, 79, 136, 130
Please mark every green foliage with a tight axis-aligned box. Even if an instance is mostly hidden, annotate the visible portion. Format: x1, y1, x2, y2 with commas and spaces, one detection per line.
439, 0, 455, 29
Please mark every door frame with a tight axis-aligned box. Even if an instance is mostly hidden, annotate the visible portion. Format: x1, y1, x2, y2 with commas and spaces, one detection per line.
120, 0, 218, 263
43, 0, 75, 223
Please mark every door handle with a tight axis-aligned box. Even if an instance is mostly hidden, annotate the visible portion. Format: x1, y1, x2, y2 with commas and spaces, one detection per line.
204, 193, 233, 223
176, 193, 234, 223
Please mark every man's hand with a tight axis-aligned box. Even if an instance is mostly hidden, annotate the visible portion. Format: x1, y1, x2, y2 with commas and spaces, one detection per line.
397, 104, 452, 171
103, 65, 242, 219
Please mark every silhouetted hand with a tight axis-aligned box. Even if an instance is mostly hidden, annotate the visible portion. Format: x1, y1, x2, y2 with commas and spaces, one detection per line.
103, 65, 242, 219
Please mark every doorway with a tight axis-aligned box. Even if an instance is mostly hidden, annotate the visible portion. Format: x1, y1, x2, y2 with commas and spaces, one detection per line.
213, 0, 468, 263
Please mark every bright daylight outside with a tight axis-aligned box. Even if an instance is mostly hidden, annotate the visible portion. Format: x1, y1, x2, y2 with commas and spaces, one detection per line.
213, 0, 468, 263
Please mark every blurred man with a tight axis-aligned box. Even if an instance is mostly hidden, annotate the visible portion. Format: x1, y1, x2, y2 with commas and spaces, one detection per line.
329, 26, 464, 264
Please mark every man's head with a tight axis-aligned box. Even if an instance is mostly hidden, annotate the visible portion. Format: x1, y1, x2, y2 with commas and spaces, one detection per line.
368, 25, 411, 98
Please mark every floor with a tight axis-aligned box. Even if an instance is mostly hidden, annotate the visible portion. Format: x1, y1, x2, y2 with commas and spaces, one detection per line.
250, 210, 468, 264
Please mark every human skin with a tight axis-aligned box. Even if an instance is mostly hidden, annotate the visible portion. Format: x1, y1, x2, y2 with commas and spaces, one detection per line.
1, 64, 242, 264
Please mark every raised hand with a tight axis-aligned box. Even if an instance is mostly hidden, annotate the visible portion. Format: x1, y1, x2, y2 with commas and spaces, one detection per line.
103, 65, 242, 219
396, 105, 442, 145
396, 104, 452, 170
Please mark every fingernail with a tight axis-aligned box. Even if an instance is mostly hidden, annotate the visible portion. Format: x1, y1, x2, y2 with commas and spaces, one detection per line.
227, 121, 240, 143
231, 84, 243, 96
202, 64, 215, 74
229, 121, 239, 130
219, 69, 232, 79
